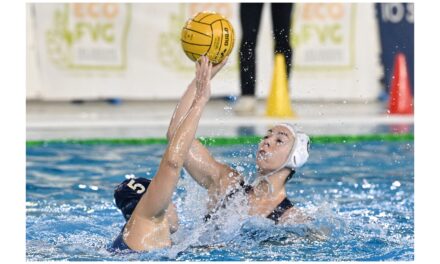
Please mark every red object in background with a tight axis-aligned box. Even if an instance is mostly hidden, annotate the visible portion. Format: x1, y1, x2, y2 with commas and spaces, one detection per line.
388, 53, 414, 114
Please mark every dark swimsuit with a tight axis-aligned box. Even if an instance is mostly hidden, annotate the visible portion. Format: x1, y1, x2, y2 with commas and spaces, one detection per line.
111, 224, 132, 251
204, 181, 294, 224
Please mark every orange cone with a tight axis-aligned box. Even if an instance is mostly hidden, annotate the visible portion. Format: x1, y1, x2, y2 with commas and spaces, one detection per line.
388, 53, 414, 115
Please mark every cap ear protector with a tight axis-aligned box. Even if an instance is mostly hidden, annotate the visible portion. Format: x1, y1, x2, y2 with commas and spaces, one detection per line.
278, 123, 310, 169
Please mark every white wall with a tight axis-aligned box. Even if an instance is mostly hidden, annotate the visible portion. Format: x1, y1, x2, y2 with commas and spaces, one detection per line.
26, 3, 382, 101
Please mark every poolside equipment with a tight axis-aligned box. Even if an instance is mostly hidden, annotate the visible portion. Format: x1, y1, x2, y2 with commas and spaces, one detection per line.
388, 52, 413, 115
266, 54, 296, 118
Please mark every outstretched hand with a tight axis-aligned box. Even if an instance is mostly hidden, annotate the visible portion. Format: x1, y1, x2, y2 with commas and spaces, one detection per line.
210, 56, 229, 80
195, 56, 212, 104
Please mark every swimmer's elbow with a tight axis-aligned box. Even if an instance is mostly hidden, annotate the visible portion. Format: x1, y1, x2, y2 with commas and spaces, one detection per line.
162, 152, 183, 170
165, 159, 180, 170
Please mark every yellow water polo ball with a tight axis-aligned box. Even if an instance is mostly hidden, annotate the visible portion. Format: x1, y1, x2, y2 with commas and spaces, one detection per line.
181, 11, 235, 64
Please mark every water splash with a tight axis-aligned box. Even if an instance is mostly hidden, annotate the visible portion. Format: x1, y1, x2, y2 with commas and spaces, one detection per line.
26, 140, 414, 260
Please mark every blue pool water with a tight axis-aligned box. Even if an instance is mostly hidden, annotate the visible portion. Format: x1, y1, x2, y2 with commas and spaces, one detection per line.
26, 139, 414, 261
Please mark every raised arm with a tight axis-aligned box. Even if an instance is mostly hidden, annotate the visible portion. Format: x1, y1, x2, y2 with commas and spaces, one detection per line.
167, 57, 228, 140
135, 56, 212, 219
166, 57, 242, 195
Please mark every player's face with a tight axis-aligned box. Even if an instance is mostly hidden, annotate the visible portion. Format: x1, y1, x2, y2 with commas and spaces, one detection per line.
256, 125, 295, 174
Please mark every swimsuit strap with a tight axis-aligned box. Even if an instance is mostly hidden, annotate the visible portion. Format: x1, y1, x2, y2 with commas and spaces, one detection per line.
240, 181, 294, 224
241, 181, 253, 194
204, 181, 294, 224
266, 197, 294, 224
204, 180, 251, 222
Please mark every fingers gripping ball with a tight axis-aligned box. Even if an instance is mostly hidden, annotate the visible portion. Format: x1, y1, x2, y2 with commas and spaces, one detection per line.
181, 11, 235, 64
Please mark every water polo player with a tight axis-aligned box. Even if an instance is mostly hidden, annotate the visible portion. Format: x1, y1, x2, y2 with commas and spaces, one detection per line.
112, 56, 218, 252
167, 64, 311, 225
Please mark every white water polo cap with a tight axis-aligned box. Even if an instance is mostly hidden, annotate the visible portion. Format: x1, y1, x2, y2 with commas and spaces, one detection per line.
277, 123, 310, 169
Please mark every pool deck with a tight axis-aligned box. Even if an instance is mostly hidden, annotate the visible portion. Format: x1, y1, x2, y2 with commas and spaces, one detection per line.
26, 99, 414, 140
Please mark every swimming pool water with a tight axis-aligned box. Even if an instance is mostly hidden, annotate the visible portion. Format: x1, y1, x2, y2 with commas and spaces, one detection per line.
26, 139, 414, 261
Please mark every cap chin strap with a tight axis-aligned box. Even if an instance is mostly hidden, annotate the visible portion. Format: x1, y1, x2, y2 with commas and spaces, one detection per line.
252, 148, 295, 194
252, 166, 290, 194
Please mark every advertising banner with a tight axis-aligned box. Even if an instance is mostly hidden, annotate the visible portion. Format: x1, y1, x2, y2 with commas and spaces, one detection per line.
27, 3, 382, 101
